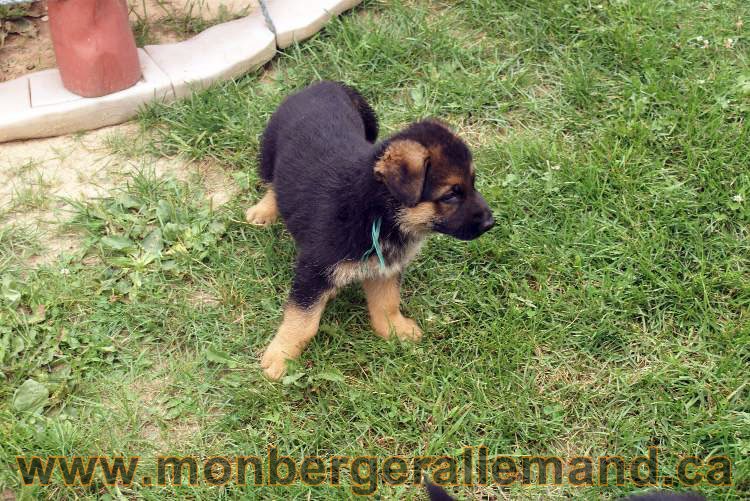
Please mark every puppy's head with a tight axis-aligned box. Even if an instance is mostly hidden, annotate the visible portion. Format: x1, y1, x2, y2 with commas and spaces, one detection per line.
374, 120, 494, 241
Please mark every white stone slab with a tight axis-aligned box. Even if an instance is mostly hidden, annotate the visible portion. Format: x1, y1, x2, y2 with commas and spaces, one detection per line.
0, 49, 174, 143
0, 76, 31, 115
144, 12, 275, 98
321, 0, 362, 17
29, 70, 82, 108
265, 0, 332, 49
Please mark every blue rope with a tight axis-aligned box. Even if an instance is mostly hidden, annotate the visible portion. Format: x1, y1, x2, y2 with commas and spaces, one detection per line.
362, 217, 386, 270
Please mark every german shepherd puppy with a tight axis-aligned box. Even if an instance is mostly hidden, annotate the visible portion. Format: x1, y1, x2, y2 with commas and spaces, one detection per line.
246, 81, 494, 379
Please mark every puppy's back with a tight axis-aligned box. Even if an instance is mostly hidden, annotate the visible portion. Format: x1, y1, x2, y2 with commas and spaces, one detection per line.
258, 81, 377, 184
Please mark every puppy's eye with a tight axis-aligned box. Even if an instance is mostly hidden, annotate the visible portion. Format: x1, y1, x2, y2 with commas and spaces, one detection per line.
439, 185, 462, 203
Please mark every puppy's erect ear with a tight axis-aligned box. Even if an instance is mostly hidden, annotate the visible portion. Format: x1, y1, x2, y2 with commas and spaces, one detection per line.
374, 140, 429, 207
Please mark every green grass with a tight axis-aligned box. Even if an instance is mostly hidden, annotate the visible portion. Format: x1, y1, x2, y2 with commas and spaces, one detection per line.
1, 0, 749, 498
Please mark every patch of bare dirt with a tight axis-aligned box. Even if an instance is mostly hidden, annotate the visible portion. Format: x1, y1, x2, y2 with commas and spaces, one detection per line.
136, 375, 203, 451
0, 122, 238, 265
196, 160, 239, 207
187, 288, 222, 308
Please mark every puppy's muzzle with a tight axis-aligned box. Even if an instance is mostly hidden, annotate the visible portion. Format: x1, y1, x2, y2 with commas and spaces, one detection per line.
468, 193, 495, 238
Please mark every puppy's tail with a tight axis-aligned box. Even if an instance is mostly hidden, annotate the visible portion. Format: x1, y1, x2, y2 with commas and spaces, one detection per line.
341, 83, 379, 143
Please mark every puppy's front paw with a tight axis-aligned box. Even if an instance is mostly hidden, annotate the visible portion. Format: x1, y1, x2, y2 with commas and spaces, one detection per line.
391, 316, 423, 342
260, 340, 296, 380
245, 203, 277, 226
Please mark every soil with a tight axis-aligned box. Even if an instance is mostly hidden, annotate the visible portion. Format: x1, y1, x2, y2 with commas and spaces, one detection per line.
0, 1, 54, 81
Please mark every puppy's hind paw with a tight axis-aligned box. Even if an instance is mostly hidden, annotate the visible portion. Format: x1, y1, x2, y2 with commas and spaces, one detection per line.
245, 204, 278, 226
245, 189, 278, 226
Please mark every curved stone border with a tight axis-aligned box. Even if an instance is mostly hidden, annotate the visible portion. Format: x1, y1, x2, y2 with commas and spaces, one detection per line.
0, 0, 362, 143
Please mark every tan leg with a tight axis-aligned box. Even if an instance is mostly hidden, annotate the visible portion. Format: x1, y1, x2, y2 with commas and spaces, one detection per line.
245, 188, 278, 226
260, 296, 329, 380
362, 274, 422, 341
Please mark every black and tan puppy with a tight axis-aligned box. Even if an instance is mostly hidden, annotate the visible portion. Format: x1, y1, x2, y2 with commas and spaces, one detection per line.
246, 81, 494, 379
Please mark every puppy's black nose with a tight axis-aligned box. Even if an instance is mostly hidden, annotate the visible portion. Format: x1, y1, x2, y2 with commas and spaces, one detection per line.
479, 212, 495, 233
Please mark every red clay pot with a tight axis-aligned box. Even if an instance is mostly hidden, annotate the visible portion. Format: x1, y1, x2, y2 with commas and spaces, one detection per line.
47, 0, 141, 98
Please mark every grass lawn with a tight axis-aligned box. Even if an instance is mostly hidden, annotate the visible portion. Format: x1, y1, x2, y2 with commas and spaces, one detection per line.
1, 0, 749, 498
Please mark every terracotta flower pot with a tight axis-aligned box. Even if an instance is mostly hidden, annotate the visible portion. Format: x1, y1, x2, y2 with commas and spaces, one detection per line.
47, 0, 141, 98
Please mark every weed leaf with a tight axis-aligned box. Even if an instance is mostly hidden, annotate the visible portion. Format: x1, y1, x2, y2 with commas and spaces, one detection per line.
101, 235, 136, 251
13, 379, 49, 414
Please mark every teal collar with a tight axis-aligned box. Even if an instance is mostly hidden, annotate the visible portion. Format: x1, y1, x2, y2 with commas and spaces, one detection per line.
362, 217, 386, 270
